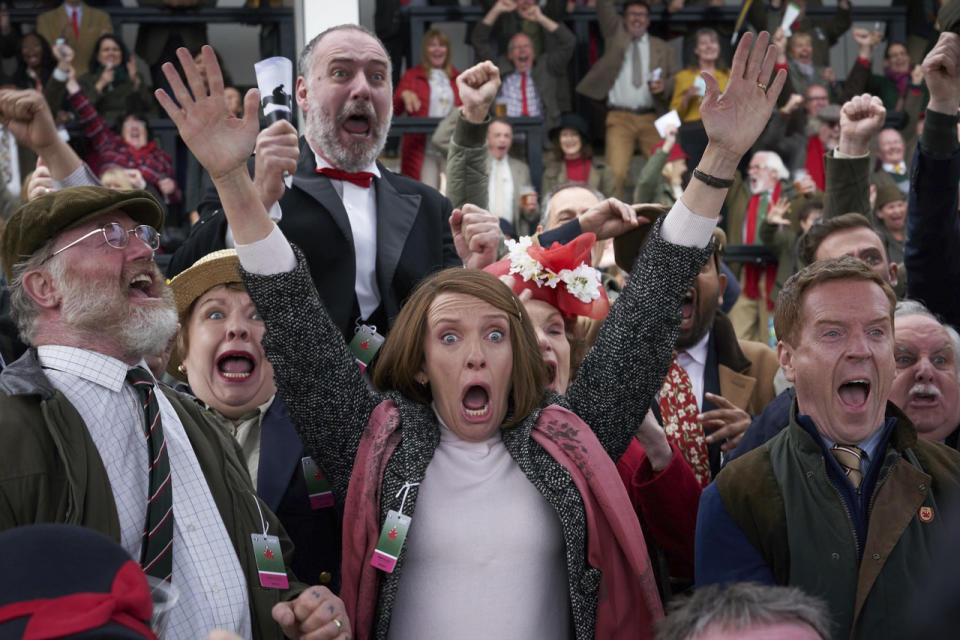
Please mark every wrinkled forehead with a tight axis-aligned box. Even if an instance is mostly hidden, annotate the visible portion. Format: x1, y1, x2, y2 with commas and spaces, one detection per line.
311, 30, 389, 73
895, 314, 952, 346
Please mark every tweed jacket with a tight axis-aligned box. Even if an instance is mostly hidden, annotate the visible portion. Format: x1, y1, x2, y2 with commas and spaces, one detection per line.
576, 0, 675, 110
241, 219, 711, 639
471, 19, 575, 133
0, 350, 305, 639
36, 2, 113, 76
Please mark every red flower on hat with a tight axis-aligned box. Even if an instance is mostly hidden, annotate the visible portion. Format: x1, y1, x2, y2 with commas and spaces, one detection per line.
485, 233, 610, 319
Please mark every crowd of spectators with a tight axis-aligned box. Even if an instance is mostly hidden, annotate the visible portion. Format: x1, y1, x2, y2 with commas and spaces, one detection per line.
0, 1, 959, 639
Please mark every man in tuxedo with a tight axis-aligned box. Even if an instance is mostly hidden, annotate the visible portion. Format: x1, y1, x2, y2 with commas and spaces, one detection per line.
167, 25, 463, 343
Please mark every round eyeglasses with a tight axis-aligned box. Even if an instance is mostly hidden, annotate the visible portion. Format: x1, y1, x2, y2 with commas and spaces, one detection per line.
47, 222, 161, 261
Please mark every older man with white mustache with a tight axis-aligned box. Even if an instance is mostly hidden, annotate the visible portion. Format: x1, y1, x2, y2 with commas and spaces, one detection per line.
890, 300, 960, 448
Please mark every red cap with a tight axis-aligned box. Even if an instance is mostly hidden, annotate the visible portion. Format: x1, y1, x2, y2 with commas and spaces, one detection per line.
485, 233, 610, 319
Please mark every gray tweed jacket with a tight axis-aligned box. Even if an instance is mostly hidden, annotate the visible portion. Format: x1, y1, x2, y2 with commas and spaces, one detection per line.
241, 219, 711, 639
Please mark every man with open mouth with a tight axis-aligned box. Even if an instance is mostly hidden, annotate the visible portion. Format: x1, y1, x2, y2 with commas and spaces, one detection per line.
166, 24, 473, 348
696, 252, 960, 640
0, 184, 349, 638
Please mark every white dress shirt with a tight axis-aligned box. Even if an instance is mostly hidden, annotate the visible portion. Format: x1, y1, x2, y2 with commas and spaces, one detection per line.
227, 152, 383, 320
677, 331, 711, 412
608, 33, 654, 110
487, 154, 515, 224
37, 346, 251, 640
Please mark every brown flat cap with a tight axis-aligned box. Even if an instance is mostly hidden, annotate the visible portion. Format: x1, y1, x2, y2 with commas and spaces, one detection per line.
816, 104, 842, 124
1, 186, 164, 277
939, 0, 960, 34
166, 249, 243, 380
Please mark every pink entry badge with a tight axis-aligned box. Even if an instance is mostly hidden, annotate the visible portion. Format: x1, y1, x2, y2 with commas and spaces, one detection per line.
370, 510, 411, 573
301, 456, 334, 509
251, 533, 290, 589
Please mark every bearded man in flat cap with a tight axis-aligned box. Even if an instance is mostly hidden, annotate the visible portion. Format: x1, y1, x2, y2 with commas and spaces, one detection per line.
0, 187, 350, 640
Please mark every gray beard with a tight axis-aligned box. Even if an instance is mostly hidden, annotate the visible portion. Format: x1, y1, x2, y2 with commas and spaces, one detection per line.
56, 262, 178, 361
305, 102, 391, 173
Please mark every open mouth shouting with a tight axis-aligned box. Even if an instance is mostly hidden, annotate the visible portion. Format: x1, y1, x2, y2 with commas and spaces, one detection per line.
461, 383, 492, 421
837, 378, 871, 411
340, 105, 376, 138
680, 287, 696, 329
216, 350, 258, 382
128, 271, 161, 300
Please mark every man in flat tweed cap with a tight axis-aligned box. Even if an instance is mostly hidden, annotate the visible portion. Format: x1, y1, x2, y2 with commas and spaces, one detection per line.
0, 187, 351, 640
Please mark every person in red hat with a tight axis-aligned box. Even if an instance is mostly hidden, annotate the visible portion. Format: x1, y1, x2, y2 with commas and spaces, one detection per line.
486, 232, 702, 590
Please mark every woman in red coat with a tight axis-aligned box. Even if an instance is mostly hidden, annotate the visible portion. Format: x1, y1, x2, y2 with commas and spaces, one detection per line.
393, 27, 460, 187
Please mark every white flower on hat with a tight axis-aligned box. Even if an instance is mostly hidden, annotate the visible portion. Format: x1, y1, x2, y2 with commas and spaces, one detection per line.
559, 264, 603, 303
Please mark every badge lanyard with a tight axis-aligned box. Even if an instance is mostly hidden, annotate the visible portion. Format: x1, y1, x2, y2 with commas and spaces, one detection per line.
250, 493, 289, 589
370, 481, 419, 573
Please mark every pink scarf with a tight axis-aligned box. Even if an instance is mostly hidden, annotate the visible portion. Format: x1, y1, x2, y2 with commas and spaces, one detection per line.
340, 401, 663, 639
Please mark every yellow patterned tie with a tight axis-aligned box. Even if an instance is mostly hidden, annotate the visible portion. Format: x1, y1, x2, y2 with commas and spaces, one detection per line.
831, 444, 865, 491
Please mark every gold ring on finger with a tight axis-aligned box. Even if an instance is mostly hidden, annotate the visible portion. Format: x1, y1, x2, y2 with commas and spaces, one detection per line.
333, 618, 343, 631
757, 82, 768, 92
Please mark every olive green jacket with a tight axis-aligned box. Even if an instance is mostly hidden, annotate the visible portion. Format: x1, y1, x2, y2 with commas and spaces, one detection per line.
717, 402, 960, 640
0, 350, 305, 639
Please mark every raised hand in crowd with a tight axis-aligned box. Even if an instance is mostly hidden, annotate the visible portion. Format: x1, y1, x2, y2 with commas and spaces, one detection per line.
0, 89, 82, 180
157, 45, 275, 246
772, 27, 787, 64
778, 92, 804, 116
253, 116, 299, 211
699, 392, 751, 452
95, 63, 116, 93
451, 204, 501, 269
52, 40, 74, 72
127, 56, 143, 88
482, 0, 518, 24
125, 168, 147, 190
838, 93, 886, 156
400, 89, 421, 114
272, 586, 352, 640
764, 197, 791, 226
456, 59, 500, 122
25, 160, 53, 201
922, 31, 960, 115
688, 31, 786, 217
910, 64, 924, 87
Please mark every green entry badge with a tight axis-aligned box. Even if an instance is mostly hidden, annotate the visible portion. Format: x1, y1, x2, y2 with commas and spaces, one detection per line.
301, 456, 334, 509
251, 533, 289, 589
370, 510, 411, 573
348, 324, 385, 370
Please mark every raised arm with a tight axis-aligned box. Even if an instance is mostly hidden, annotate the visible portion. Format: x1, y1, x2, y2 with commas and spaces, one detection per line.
156, 46, 381, 500
822, 93, 884, 221
906, 32, 960, 328
564, 32, 787, 460
0, 89, 83, 181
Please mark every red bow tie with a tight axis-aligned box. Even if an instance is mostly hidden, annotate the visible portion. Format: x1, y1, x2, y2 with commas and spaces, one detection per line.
316, 167, 376, 188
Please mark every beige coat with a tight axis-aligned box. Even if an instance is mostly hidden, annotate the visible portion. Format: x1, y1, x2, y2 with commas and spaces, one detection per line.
576, 0, 675, 111
36, 3, 113, 76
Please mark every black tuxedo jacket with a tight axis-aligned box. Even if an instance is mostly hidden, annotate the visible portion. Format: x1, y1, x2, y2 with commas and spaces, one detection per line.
168, 139, 461, 341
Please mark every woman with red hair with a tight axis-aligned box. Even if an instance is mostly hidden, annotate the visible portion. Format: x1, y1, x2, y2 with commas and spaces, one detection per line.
393, 28, 461, 188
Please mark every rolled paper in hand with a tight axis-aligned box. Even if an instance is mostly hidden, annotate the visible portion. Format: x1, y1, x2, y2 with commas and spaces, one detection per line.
255, 56, 294, 125
255, 56, 294, 186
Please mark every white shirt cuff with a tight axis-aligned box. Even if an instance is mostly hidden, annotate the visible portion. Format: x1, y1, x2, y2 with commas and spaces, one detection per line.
833, 149, 869, 160
661, 197, 718, 248
225, 201, 282, 249
53, 163, 101, 189
235, 223, 297, 275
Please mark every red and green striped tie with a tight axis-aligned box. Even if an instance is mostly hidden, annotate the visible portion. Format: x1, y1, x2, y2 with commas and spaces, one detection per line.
127, 366, 174, 582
